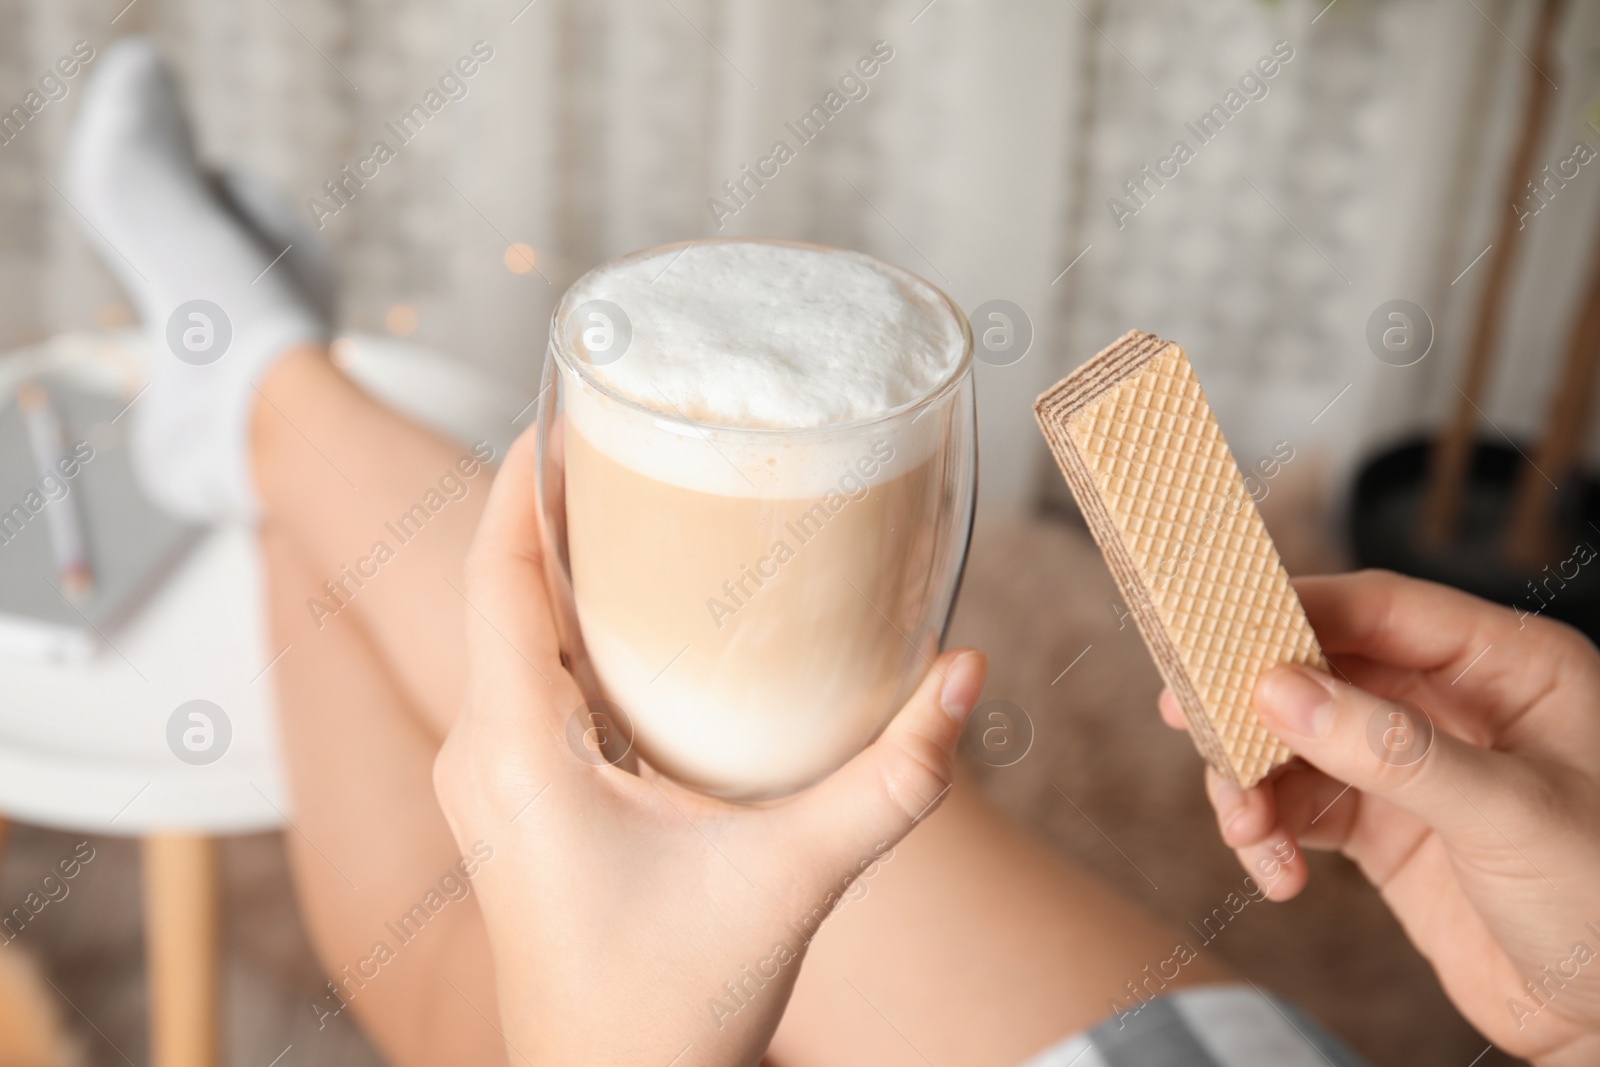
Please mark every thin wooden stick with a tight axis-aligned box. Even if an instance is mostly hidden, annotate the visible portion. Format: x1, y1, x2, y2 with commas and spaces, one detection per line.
1502, 228, 1600, 567
1422, 0, 1565, 546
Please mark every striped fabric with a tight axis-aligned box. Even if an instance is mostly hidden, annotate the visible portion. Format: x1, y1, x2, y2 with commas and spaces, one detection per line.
1017, 986, 1369, 1067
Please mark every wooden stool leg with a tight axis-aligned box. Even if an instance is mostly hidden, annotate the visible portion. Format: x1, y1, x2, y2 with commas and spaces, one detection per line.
142, 835, 219, 1067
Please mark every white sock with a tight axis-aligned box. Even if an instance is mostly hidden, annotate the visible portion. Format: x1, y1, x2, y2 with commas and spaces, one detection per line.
64, 38, 331, 522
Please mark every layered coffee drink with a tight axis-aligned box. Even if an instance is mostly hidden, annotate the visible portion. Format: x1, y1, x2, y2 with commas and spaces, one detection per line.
541, 240, 975, 799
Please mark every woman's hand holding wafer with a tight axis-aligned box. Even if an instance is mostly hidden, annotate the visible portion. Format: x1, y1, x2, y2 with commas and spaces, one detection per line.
1161, 569, 1600, 1065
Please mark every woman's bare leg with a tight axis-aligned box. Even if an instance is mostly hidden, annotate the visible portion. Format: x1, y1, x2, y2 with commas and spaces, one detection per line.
250, 348, 1231, 1067
259, 525, 507, 1067
771, 768, 1235, 1067
253, 345, 491, 741
252, 348, 508, 1064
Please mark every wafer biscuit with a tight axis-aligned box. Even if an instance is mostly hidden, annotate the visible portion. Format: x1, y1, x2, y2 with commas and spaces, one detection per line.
1034, 330, 1324, 785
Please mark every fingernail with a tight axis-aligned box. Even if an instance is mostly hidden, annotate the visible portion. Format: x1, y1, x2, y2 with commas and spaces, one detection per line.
1256, 666, 1335, 738
940, 651, 986, 723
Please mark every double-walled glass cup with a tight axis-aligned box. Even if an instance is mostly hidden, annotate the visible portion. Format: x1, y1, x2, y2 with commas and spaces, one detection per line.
535, 239, 976, 800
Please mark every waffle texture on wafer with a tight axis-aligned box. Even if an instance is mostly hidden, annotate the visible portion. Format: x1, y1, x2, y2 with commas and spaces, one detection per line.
1034, 330, 1325, 785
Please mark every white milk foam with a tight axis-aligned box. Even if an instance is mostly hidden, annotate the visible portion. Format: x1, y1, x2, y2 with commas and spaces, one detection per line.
559, 242, 966, 498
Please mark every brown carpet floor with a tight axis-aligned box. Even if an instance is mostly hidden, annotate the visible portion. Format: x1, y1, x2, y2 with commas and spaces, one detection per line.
1, 484, 1519, 1066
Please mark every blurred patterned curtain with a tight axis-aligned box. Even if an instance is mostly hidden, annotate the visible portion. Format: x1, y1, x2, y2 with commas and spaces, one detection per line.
3, 0, 1600, 511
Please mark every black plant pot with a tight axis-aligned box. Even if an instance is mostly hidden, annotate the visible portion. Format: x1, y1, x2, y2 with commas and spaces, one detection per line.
1349, 438, 1600, 642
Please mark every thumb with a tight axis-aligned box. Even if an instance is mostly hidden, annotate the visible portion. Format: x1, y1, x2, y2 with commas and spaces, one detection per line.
781, 650, 986, 878
1253, 665, 1529, 844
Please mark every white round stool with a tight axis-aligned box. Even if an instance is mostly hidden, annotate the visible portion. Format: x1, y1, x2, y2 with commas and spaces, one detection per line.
0, 331, 525, 1067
